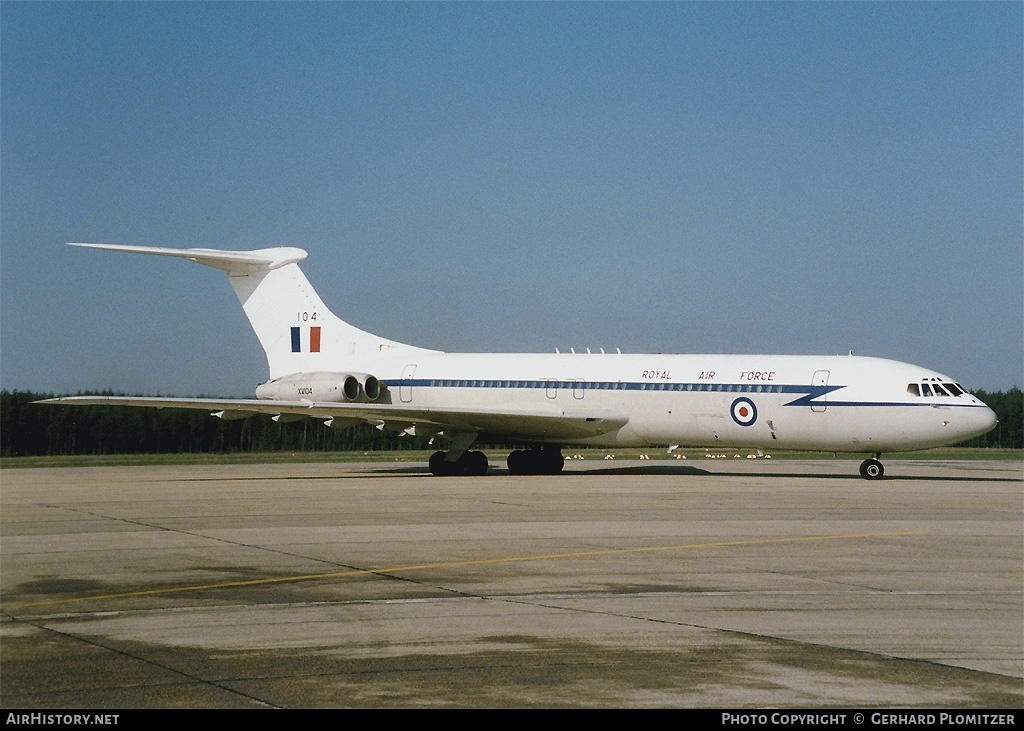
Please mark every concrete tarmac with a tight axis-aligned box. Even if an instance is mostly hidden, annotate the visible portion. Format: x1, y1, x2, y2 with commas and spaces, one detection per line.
2, 458, 1022, 708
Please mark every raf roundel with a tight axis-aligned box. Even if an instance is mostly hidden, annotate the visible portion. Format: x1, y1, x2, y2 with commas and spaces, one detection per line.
730, 397, 757, 427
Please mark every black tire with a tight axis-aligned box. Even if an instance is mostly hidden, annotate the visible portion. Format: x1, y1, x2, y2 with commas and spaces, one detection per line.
859, 458, 884, 480
507, 450, 526, 475
429, 450, 449, 476
540, 448, 565, 474
466, 450, 489, 476
507, 448, 564, 475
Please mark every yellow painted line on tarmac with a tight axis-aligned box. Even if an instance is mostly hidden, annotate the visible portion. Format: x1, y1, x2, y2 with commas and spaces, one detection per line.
2, 531, 923, 611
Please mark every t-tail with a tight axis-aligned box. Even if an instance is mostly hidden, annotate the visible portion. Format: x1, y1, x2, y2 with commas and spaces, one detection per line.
68, 243, 436, 378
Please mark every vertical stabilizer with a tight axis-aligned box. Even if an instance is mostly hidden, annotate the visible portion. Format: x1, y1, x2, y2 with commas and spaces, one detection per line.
69, 243, 436, 378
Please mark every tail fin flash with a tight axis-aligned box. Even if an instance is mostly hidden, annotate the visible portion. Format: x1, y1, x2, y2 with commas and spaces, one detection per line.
70, 243, 435, 378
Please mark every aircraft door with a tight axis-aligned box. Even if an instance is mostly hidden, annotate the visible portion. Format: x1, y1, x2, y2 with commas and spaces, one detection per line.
811, 370, 829, 413
400, 364, 416, 403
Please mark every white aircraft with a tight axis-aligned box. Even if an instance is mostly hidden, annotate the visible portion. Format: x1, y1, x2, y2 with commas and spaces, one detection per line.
40, 243, 997, 479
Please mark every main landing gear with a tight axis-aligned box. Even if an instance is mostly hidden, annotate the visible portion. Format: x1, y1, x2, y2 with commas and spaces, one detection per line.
428, 447, 567, 476
507, 447, 565, 475
429, 450, 489, 476
859, 454, 884, 480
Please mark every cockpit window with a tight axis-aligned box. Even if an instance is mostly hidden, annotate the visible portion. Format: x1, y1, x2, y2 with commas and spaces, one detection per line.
907, 380, 969, 398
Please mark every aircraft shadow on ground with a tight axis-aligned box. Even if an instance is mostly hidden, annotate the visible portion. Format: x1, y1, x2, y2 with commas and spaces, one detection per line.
372, 464, 1021, 482
166, 464, 1020, 483
564, 465, 1020, 482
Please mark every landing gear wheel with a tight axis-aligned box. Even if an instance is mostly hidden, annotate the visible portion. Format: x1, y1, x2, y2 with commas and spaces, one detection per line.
429, 450, 450, 476
541, 447, 565, 475
507, 448, 565, 475
429, 450, 489, 476
859, 458, 884, 480
507, 449, 527, 475
466, 450, 489, 476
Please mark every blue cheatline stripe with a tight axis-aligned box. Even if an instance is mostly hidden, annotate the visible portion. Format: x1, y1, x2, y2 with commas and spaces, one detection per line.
380, 378, 834, 396
375, 379, 989, 409
290, 327, 301, 353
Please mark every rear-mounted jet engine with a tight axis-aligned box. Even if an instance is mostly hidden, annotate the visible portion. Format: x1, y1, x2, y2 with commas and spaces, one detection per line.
255, 371, 384, 403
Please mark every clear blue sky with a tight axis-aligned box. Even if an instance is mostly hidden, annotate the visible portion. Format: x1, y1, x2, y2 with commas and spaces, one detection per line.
2, 2, 1021, 396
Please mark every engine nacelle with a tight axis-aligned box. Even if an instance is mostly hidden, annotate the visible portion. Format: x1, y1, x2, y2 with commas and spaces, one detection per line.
255, 371, 385, 403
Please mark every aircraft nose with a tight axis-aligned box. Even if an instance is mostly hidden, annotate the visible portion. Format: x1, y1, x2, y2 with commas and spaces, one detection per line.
965, 403, 998, 441
981, 404, 998, 433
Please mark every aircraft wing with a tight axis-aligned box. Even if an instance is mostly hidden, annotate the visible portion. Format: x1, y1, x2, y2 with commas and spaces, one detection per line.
35, 396, 629, 442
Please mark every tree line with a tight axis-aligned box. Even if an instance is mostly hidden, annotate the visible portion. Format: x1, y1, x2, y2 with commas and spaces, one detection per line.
1, 387, 1020, 457
958, 387, 1023, 449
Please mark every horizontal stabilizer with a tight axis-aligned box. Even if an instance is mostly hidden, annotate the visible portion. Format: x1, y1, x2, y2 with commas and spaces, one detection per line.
68, 243, 308, 273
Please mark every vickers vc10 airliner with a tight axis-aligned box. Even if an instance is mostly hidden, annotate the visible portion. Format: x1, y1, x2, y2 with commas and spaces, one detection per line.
41, 243, 997, 479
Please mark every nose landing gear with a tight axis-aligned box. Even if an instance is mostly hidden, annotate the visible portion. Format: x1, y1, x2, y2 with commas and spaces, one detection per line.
859, 455, 884, 480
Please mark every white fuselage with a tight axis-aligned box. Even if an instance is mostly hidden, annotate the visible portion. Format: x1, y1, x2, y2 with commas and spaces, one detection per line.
323, 351, 996, 453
